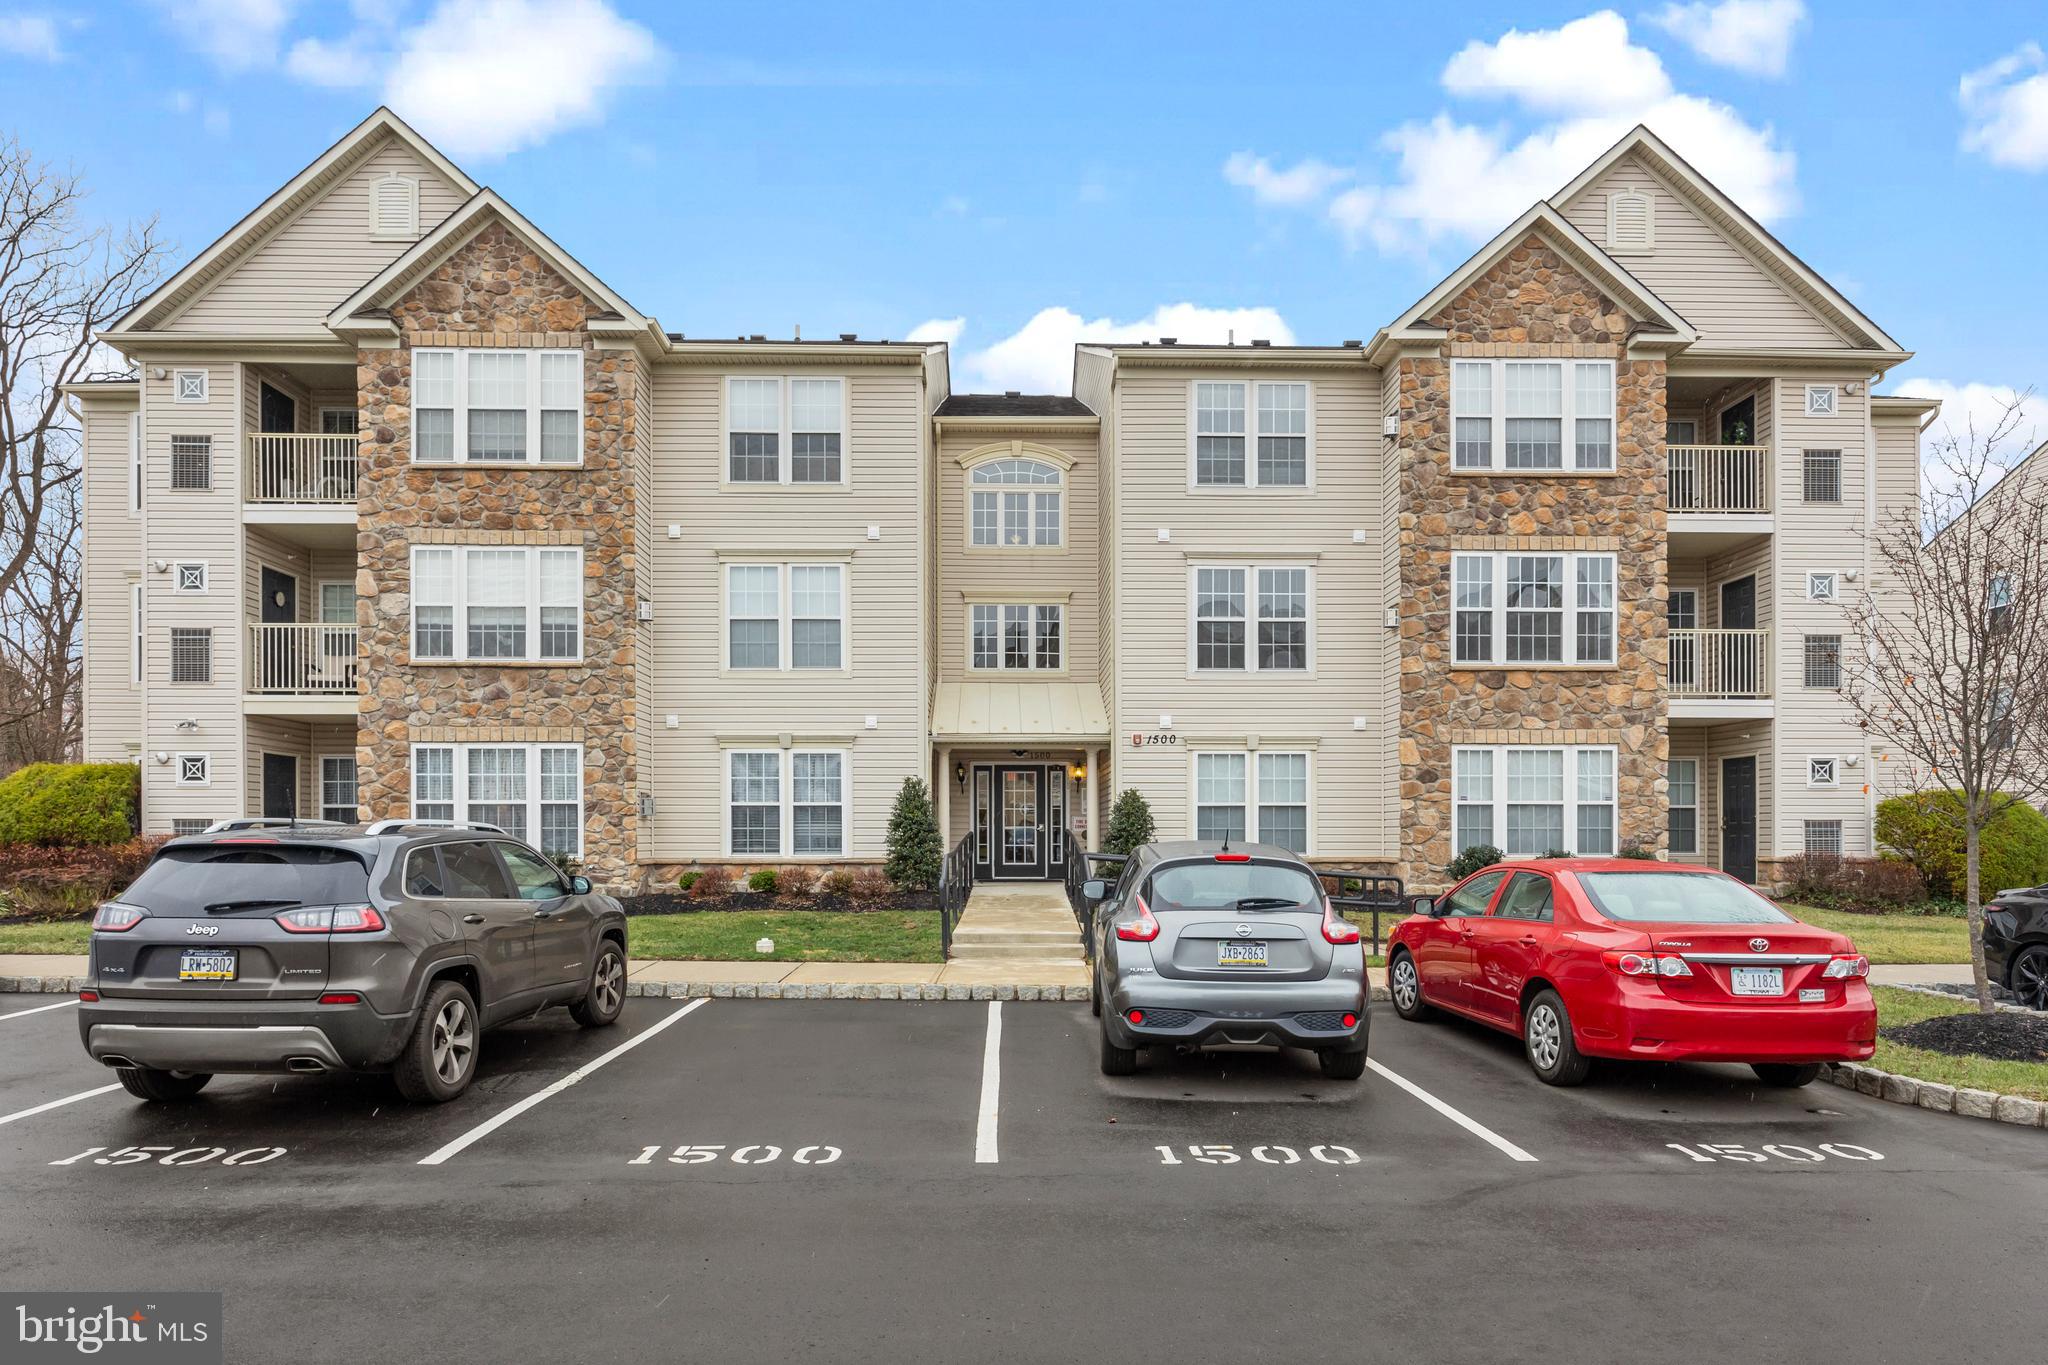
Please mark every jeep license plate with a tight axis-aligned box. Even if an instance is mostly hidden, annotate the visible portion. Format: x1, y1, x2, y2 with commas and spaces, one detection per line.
179, 949, 237, 981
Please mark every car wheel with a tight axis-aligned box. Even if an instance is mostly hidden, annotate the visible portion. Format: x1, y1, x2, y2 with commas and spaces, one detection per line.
569, 940, 627, 1028
1389, 951, 1434, 1022
116, 1067, 211, 1103
2011, 945, 2048, 1010
1522, 989, 1592, 1087
1318, 1049, 1366, 1080
1751, 1062, 1823, 1088
394, 979, 480, 1103
1099, 1020, 1139, 1076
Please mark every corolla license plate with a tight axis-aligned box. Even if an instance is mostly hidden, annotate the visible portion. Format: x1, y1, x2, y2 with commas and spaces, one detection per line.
1730, 965, 1782, 996
1217, 941, 1268, 968
179, 949, 237, 981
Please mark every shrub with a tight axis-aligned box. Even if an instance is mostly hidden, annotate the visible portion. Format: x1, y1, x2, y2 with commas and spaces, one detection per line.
1538, 848, 1572, 860
746, 868, 779, 894
0, 837, 166, 918
1446, 843, 1503, 882
847, 867, 895, 904
1780, 852, 1929, 908
687, 865, 733, 900
1103, 788, 1156, 855
883, 777, 943, 891
675, 870, 700, 892
775, 865, 818, 901
821, 869, 856, 898
1875, 792, 2048, 899
0, 763, 140, 847
1617, 841, 1657, 860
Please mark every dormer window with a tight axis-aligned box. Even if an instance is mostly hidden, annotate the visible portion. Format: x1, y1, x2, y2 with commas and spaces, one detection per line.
1607, 189, 1653, 252
371, 174, 420, 240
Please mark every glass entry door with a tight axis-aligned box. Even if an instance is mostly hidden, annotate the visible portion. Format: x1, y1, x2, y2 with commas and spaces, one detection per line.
987, 765, 1049, 879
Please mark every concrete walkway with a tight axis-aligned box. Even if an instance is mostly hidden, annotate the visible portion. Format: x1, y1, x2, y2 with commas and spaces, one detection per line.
947, 881, 1086, 968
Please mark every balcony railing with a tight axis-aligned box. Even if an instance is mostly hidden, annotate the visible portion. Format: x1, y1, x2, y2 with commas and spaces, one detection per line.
248, 622, 357, 694
1668, 444, 1770, 515
1668, 628, 1770, 699
245, 433, 360, 504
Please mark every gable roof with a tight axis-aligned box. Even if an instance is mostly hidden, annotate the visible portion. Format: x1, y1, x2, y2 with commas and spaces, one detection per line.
108, 107, 478, 337
1553, 125, 1904, 357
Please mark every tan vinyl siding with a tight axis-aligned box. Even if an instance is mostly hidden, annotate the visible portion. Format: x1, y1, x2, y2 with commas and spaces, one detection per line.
1666, 728, 1710, 865
80, 393, 142, 762
1378, 363, 1403, 859
170, 136, 468, 336
633, 356, 655, 862
1076, 350, 1117, 779
242, 718, 356, 820
1562, 154, 1850, 351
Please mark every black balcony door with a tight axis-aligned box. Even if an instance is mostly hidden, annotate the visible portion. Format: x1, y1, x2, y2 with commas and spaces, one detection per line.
260, 567, 296, 690
262, 753, 298, 820
1721, 756, 1757, 884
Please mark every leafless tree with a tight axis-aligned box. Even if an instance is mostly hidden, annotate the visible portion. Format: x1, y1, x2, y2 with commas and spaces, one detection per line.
0, 135, 165, 767
1843, 394, 2048, 1011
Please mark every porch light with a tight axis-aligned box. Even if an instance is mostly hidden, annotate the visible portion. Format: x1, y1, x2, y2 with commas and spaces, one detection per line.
954, 761, 967, 789
1069, 763, 1086, 782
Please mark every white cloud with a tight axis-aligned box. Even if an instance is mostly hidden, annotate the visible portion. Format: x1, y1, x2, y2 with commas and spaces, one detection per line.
1648, 0, 1806, 78
284, 32, 376, 87
151, 0, 298, 70
939, 304, 1296, 395
1893, 379, 2047, 463
1960, 43, 2048, 171
0, 14, 64, 61
1442, 11, 1670, 114
1222, 152, 1353, 208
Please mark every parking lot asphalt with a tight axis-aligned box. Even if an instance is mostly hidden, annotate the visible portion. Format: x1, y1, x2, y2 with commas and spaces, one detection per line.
3, 990, 2044, 1364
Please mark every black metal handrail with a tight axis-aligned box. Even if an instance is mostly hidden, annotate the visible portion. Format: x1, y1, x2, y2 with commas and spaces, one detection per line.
1064, 843, 1128, 962
938, 831, 974, 957
1313, 866, 1407, 958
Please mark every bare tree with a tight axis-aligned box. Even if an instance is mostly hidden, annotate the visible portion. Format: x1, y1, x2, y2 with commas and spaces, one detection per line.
0, 135, 165, 766
1843, 394, 2048, 1011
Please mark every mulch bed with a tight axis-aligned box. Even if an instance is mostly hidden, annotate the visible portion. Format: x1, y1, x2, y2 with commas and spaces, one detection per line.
621, 891, 939, 917
1881, 1013, 2048, 1064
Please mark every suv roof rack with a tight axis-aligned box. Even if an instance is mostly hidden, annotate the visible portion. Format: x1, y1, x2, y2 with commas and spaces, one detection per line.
202, 816, 344, 833
362, 818, 509, 836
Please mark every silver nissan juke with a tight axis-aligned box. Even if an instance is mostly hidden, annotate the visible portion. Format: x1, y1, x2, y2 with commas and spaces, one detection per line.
1081, 840, 1370, 1079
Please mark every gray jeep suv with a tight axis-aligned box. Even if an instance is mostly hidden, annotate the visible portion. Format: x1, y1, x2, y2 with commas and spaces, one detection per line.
77, 822, 629, 1103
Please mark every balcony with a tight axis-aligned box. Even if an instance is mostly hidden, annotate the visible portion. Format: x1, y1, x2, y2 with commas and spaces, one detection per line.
1668, 627, 1773, 721
1668, 445, 1773, 551
243, 622, 357, 717
242, 433, 359, 547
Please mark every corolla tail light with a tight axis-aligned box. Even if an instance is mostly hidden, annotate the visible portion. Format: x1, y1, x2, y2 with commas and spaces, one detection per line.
1603, 951, 1691, 977
1822, 954, 1870, 979
1321, 898, 1361, 945
275, 904, 386, 934
1115, 894, 1160, 942
91, 903, 146, 932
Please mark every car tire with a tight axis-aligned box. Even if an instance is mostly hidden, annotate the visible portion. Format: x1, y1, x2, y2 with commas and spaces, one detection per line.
1318, 1049, 1366, 1080
1099, 1021, 1139, 1077
1522, 989, 1592, 1087
1388, 950, 1434, 1022
1751, 1062, 1822, 1088
394, 979, 480, 1103
115, 1067, 211, 1103
2011, 945, 2048, 1011
569, 939, 626, 1029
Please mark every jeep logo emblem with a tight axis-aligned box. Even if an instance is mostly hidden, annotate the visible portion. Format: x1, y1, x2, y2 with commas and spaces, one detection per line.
186, 924, 219, 937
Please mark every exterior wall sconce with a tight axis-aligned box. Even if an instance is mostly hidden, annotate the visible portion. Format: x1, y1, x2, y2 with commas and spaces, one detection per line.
954, 761, 967, 789
1068, 763, 1086, 782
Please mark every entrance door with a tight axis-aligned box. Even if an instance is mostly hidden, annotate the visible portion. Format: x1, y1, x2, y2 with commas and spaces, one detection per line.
262, 753, 298, 820
1718, 575, 1759, 695
260, 567, 297, 691
993, 765, 1047, 880
1721, 756, 1757, 884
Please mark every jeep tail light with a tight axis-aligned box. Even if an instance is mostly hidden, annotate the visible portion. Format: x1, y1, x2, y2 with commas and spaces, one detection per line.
92, 903, 146, 932
1116, 894, 1160, 942
1321, 899, 1361, 945
318, 992, 362, 1005
1603, 951, 1692, 978
1822, 954, 1869, 979
78, 990, 98, 1002
275, 904, 386, 934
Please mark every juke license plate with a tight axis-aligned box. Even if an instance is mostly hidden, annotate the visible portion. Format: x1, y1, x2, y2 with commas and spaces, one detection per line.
1730, 965, 1783, 996
1217, 941, 1269, 968
179, 949, 237, 981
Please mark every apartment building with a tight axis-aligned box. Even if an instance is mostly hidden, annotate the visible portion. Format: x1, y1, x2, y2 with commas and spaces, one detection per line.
72, 109, 1932, 891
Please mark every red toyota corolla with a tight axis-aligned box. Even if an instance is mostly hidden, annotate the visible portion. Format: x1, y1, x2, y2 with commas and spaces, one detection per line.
1385, 859, 1877, 1087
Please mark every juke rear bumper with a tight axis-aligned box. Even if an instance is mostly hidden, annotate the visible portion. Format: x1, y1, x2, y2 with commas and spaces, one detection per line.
1103, 978, 1370, 1053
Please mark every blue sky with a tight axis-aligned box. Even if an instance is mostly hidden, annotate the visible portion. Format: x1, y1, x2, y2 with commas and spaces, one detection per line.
5, 1, 2048, 431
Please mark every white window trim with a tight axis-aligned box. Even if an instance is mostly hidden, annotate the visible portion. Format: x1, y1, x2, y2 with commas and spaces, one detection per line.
1186, 562, 1316, 676
1185, 748, 1314, 855
967, 602, 1065, 673
1450, 358, 1617, 473
721, 746, 853, 859
174, 753, 210, 787
1185, 379, 1316, 492
1807, 756, 1840, 788
172, 562, 208, 594
408, 742, 585, 860
319, 753, 358, 823
319, 406, 359, 435
410, 347, 586, 467
1451, 744, 1620, 859
1806, 570, 1839, 602
962, 451, 1066, 551
173, 370, 207, 404
720, 375, 852, 489
720, 561, 850, 674
1804, 385, 1837, 416
1668, 758, 1699, 855
130, 581, 143, 687
1450, 551, 1618, 668
167, 626, 212, 684
1804, 819, 1845, 856
128, 411, 142, 516
318, 578, 357, 624
408, 545, 583, 665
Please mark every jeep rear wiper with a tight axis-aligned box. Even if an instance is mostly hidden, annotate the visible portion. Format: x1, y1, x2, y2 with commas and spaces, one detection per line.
202, 898, 298, 914
1234, 897, 1301, 911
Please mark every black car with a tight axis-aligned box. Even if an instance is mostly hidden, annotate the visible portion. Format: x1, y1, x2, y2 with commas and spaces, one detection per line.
1985, 884, 2048, 1009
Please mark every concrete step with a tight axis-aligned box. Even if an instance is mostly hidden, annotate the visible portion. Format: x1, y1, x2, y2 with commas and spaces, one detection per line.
953, 927, 1076, 941
950, 940, 1085, 962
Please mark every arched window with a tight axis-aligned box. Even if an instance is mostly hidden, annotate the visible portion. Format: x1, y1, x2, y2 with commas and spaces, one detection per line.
969, 457, 1063, 547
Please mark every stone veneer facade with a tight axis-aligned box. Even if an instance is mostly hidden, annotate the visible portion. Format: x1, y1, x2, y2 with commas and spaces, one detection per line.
1395, 236, 1669, 874
353, 220, 641, 887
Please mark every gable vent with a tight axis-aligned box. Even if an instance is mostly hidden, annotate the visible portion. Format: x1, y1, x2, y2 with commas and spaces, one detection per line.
1607, 189, 1653, 252
370, 174, 420, 240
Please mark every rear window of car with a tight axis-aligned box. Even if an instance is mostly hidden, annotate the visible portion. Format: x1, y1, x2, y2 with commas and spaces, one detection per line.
119, 845, 371, 915
1575, 871, 1794, 925
1147, 860, 1321, 914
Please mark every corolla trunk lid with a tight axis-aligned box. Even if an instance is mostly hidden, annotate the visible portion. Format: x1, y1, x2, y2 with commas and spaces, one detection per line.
1648, 923, 1846, 1004
1143, 856, 1335, 983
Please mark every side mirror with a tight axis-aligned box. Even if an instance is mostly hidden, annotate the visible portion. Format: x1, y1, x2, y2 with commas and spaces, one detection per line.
1408, 895, 1436, 918
569, 875, 593, 895
1081, 879, 1110, 904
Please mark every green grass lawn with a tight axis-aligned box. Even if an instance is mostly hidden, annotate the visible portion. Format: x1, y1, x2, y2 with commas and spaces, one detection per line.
0, 920, 88, 954
1871, 985, 2048, 1101
1781, 905, 1970, 965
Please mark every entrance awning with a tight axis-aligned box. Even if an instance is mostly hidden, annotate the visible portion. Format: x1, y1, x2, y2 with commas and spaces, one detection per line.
931, 681, 1111, 745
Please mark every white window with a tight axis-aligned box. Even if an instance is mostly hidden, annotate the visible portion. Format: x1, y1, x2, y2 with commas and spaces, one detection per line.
169, 435, 211, 490
1451, 745, 1619, 857
173, 370, 207, 403
725, 748, 848, 856
173, 562, 207, 594
130, 582, 143, 686
320, 581, 357, 625
1450, 360, 1615, 471
724, 376, 846, 485
1191, 381, 1311, 487
1807, 756, 1839, 788
176, 753, 210, 786
370, 173, 419, 239
409, 743, 584, 861
321, 755, 359, 823
1190, 564, 1311, 673
970, 603, 1062, 671
1804, 385, 1836, 416
968, 457, 1062, 547
320, 408, 359, 435
1450, 552, 1616, 665
723, 562, 846, 671
172, 818, 210, 836
1668, 758, 1698, 855
409, 546, 582, 663
1804, 819, 1844, 856
128, 411, 142, 514
169, 627, 211, 683
1191, 750, 1310, 853
1807, 571, 1838, 602
410, 348, 584, 465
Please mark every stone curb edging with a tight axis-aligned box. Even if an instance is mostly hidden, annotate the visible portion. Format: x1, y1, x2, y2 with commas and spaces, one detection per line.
1821, 1061, 2046, 1128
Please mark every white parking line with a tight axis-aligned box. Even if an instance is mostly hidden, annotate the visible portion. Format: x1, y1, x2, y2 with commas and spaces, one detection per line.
974, 1001, 1001, 1164
0, 1083, 121, 1129
1366, 1058, 1538, 1163
417, 999, 709, 1167
0, 999, 78, 1023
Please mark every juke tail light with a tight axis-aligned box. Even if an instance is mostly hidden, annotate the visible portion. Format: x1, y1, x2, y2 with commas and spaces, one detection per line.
1115, 894, 1161, 942
275, 904, 386, 934
1602, 950, 1693, 978
1822, 954, 1870, 979
1321, 898, 1361, 946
